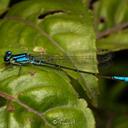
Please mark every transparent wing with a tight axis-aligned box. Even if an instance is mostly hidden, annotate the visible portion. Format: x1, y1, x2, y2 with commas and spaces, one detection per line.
34, 54, 98, 65
33, 53, 113, 65
97, 52, 113, 64
31, 50, 113, 73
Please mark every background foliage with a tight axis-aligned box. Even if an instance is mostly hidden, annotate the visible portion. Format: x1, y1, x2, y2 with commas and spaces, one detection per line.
0, 0, 128, 128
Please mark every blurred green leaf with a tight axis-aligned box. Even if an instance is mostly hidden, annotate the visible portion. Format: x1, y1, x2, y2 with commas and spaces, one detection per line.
94, 0, 128, 31
96, 30, 128, 51
0, 0, 9, 15
94, 0, 128, 52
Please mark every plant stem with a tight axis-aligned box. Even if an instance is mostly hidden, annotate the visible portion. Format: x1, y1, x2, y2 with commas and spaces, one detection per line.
97, 22, 128, 39
0, 91, 52, 127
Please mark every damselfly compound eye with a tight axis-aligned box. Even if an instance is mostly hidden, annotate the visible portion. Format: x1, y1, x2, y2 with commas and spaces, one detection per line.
4, 51, 12, 63
6, 51, 12, 56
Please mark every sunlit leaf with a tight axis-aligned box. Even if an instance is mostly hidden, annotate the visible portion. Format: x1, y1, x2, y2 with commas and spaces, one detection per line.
0, 0, 96, 127
0, 0, 98, 106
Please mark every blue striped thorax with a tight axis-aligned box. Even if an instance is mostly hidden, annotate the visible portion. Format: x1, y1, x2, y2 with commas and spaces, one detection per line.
4, 51, 30, 65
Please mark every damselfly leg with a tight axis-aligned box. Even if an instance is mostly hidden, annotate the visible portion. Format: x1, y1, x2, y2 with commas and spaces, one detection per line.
15, 63, 22, 76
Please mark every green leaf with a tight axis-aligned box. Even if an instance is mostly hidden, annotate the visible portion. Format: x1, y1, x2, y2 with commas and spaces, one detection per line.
44, 99, 95, 128
44, 107, 87, 128
0, 0, 96, 127
0, 0, 98, 106
94, 0, 128, 52
0, 67, 95, 128
94, 0, 128, 31
0, 0, 9, 15
96, 30, 128, 51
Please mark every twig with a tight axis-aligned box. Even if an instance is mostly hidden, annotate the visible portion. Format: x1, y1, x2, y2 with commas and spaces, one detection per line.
0, 91, 51, 127
96, 22, 128, 39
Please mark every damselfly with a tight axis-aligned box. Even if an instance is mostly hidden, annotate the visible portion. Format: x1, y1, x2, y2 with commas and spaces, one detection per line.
4, 51, 128, 82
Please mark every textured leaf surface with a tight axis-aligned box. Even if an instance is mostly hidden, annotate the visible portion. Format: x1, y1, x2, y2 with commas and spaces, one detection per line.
0, 0, 96, 127
0, 66, 95, 128
0, 0, 99, 106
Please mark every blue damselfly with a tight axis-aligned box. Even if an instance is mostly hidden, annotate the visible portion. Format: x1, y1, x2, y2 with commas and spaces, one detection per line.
3, 51, 128, 82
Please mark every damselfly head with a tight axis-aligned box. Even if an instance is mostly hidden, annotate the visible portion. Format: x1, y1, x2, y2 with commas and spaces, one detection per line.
4, 51, 12, 63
